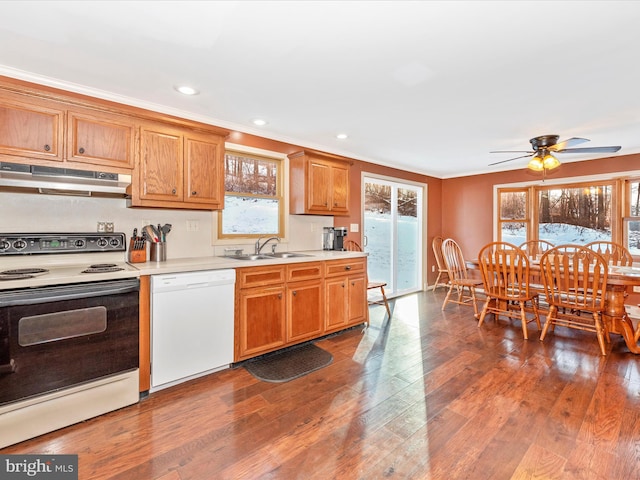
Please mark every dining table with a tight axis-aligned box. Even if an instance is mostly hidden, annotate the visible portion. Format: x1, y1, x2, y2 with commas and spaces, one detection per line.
467, 258, 640, 354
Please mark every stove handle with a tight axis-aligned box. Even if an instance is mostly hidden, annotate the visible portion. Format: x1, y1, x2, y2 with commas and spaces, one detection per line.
0, 279, 139, 307
0, 333, 14, 375
0, 359, 16, 375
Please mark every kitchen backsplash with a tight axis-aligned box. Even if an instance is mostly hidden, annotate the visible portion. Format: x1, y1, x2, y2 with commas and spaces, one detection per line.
2, 192, 333, 260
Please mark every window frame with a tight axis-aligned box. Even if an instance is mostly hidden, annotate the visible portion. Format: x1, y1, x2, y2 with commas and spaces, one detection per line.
217, 148, 285, 240
496, 177, 626, 251
623, 177, 640, 255
497, 187, 530, 246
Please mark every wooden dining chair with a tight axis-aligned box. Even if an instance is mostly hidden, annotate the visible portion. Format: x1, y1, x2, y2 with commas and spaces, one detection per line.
343, 239, 392, 319
519, 239, 555, 297
539, 244, 610, 355
440, 238, 483, 318
519, 239, 555, 259
477, 242, 541, 339
585, 241, 633, 266
432, 236, 449, 290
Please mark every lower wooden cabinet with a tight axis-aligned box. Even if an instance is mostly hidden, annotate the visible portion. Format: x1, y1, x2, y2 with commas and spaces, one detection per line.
324, 258, 367, 333
234, 259, 365, 362
235, 263, 325, 361
287, 279, 323, 343
237, 285, 286, 359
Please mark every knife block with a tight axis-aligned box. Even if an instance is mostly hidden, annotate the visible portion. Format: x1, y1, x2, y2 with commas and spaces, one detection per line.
128, 238, 147, 263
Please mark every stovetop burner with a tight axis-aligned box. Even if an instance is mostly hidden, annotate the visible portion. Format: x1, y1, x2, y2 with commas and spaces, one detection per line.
82, 263, 125, 274
0, 268, 49, 280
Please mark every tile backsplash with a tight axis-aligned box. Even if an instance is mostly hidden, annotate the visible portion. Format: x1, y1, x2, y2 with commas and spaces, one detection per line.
2, 192, 333, 260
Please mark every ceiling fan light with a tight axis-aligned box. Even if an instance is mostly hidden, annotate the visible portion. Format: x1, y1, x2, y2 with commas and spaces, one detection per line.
527, 156, 544, 171
543, 153, 561, 170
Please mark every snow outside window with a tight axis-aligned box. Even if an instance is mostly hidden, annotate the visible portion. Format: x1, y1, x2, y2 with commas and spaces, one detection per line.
219, 151, 283, 238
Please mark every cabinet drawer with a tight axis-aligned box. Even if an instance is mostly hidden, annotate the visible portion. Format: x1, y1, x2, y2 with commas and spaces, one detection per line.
237, 265, 286, 288
325, 258, 366, 277
286, 262, 323, 282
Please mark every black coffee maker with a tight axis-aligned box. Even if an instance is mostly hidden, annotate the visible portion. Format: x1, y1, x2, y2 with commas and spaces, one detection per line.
333, 227, 348, 251
322, 226, 348, 250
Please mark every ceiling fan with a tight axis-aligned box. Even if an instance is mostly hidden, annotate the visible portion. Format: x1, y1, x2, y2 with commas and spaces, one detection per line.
489, 135, 621, 172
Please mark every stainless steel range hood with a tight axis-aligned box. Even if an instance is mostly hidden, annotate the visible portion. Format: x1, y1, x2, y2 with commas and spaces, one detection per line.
0, 162, 131, 197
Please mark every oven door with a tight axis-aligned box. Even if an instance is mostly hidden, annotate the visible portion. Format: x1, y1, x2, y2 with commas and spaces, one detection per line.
0, 278, 139, 406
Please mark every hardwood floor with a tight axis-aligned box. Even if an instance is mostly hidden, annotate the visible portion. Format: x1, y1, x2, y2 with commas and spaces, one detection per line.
3, 289, 640, 479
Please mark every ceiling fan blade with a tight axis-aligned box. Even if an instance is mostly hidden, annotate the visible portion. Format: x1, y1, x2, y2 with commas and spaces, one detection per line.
488, 153, 534, 166
549, 137, 589, 151
489, 150, 534, 154
556, 146, 621, 154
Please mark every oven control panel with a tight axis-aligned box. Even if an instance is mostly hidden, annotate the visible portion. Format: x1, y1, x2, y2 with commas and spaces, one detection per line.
0, 233, 126, 255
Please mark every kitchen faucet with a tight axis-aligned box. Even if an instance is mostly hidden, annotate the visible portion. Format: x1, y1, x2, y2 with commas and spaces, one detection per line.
255, 236, 281, 254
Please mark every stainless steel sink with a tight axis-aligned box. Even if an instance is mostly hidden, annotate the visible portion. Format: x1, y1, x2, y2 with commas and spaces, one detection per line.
226, 254, 273, 261
264, 252, 312, 258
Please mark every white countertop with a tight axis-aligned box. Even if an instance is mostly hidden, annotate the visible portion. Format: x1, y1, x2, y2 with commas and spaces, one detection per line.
0, 250, 367, 290
132, 250, 367, 276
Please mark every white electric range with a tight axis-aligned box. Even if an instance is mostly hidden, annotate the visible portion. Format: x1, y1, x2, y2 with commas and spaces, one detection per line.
0, 232, 141, 448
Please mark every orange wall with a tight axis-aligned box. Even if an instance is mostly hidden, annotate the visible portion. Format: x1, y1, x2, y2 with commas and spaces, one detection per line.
227, 130, 444, 285
441, 153, 640, 261
213, 131, 640, 288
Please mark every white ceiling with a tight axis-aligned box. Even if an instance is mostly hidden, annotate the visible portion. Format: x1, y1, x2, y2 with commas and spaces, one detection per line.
1, 1, 640, 178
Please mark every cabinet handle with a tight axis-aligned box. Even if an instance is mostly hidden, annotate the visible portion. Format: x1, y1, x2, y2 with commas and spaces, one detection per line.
292, 291, 297, 296
172, 188, 177, 194
324, 202, 328, 206
192, 191, 197, 196
278, 293, 282, 299
345, 265, 351, 271
342, 283, 345, 288
43, 144, 50, 152
351, 281, 355, 286
78, 147, 85, 154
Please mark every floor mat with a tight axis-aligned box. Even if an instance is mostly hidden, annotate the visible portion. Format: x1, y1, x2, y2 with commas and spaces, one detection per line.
244, 343, 333, 383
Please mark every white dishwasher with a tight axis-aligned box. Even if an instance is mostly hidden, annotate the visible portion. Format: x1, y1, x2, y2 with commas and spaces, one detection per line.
150, 269, 235, 391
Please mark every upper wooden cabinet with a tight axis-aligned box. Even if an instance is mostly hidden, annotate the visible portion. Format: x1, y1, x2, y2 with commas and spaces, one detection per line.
0, 77, 230, 209
0, 89, 135, 171
0, 95, 64, 163
289, 150, 351, 215
67, 108, 135, 169
130, 123, 226, 210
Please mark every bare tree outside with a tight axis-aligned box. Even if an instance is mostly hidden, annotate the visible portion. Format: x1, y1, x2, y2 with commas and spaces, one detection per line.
538, 186, 611, 235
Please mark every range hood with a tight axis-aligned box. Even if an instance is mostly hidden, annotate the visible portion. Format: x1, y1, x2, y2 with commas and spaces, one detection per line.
0, 162, 131, 197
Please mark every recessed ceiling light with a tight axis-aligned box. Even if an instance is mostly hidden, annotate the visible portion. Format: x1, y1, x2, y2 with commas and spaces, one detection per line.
252, 119, 268, 126
336, 133, 348, 140
175, 85, 199, 95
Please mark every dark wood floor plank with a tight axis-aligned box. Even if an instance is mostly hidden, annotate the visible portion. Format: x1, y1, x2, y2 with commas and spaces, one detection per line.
3, 290, 640, 479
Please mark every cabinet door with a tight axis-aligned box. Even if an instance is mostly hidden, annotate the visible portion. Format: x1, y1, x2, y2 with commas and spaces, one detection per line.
325, 277, 348, 331
184, 134, 224, 207
307, 160, 331, 212
237, 286, 286, 360
139, 126, 183, 201
0, 99, 63, 162
330, 163, 349, 213
287, 280, 323, 343
347, 275, 367, 325
67, 109, 135, 169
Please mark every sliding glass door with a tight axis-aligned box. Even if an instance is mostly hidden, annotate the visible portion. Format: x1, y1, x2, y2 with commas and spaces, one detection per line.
363, 175, 424, 298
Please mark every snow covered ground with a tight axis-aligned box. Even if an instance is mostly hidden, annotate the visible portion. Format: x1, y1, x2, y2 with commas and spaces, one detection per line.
364, 216, 639, 297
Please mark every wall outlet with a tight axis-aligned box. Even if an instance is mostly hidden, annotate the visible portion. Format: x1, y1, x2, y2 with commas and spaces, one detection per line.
350, 223, 359, 233
634, 286, 640, 293
187, 220, 199, 232
431, 265, 435, 272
